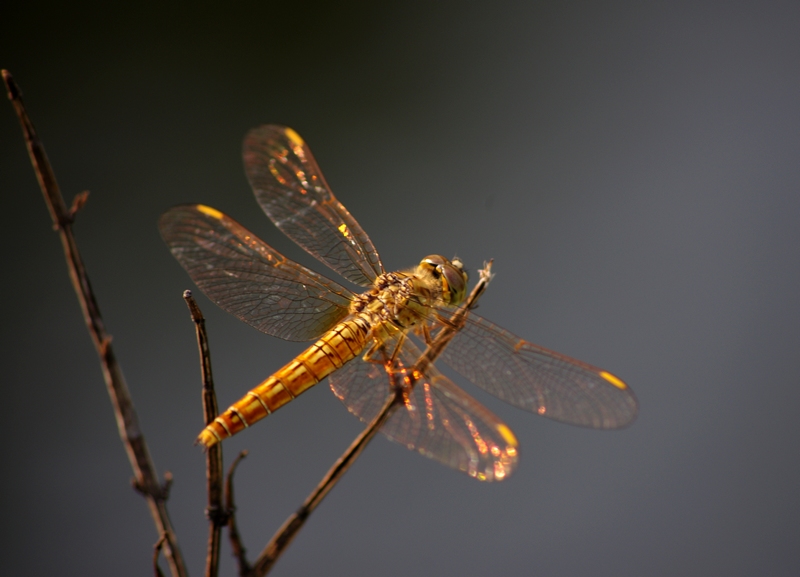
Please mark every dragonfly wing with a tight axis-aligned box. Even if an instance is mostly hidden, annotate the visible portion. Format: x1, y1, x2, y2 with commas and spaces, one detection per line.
243, 124, 384, 287
329, 338, 519, 481
439, 313, 638, 429
159, 204, 354, 342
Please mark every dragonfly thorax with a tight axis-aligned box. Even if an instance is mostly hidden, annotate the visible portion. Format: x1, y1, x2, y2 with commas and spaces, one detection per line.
349, 256, 465, 335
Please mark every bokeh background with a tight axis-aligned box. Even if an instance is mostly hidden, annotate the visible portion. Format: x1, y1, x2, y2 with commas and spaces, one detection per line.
2, 2, 799, 576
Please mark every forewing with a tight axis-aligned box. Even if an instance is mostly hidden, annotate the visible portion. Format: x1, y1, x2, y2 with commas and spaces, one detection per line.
439, 313, 638, 428
329, 339, 519, 481
159, 204, 354, 342
243, 124, 384, 287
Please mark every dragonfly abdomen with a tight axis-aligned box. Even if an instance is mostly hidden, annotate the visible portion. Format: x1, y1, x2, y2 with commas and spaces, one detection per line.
197, 316, 373, 447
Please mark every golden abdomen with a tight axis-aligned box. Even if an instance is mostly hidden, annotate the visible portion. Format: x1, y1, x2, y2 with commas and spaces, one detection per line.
197, 317, 372, 447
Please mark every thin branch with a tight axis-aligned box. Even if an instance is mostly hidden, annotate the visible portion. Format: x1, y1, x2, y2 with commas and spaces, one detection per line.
225, 450, 251, 576
184, 291, 225, 577
3, 70, 187, 577
251, 261, 495, 576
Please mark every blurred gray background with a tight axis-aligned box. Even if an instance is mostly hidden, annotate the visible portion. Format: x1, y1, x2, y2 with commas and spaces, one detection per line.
2, 2, 799, 576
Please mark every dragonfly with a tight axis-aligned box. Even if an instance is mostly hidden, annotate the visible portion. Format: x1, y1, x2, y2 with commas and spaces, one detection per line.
159, 125, 637, 481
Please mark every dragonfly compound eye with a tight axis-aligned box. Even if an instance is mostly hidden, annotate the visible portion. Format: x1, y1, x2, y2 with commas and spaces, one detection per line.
421, 255, 468, 305
440, 261, 468, 305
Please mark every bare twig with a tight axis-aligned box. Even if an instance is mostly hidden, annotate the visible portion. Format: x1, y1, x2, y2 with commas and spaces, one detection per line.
251, 261, 494, 576
3, 70, 187, 577
184, 291, 225, 577
225, 450, 251, 576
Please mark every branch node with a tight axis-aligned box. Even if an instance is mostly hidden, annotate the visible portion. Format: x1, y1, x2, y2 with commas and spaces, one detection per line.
131, 472, 172, 502
153, 535, 167, 577
205, 505, 230, 526
132, 477, 146, 496
3, 69, 20, 100
99, 335, 113, 357
161, 471, 173, 500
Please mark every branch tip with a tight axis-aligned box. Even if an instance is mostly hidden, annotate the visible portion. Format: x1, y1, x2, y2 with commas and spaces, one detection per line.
3, 69, 21, 101
183, 290, 205, 323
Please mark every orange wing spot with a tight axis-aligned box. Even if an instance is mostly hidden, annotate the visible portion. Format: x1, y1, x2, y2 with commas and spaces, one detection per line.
538, 406, 546, 415
197, 205, 224, 220
496, 424, 518, 447
600, 371, 628, 390
338, 223, 351, 239
284, 127, 304, 146
513, 340, 525, 353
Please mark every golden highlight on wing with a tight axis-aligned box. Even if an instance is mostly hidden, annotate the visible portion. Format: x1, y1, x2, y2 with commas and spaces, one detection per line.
243, 125, 384, 287
159, 204, 354, 342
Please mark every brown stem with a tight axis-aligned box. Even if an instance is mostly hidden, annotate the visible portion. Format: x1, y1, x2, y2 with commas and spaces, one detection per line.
251, 261, 494, 576
3, 70, 187, 577
225, 450, 251, 576
184, 291, 225, 577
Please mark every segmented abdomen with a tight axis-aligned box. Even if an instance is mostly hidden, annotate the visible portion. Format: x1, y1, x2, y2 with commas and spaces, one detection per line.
197, 316, 372, 447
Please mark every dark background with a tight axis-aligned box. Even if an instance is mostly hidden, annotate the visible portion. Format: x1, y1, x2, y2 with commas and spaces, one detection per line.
2, 2, 799, 576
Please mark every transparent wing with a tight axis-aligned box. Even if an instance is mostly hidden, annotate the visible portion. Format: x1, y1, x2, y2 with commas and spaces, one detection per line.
330, 338, 519, 481
159, 204, 354, 342
438, 313, 638, 429
243, 124, 384, 287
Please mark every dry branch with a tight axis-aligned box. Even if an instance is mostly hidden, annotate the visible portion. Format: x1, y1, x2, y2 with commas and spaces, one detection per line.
3, 70, 187, 577
183, 291, 226, 577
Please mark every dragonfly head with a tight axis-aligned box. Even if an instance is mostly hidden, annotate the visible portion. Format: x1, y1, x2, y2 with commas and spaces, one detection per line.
419, 255, 469, 306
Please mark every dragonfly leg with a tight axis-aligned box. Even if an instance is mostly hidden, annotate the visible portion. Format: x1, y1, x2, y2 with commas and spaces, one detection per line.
433, 312, 458, 332
419, 323, 433, 346
386, 333, 406, 365
361, 340, 387, 364
361, 331, 406, 366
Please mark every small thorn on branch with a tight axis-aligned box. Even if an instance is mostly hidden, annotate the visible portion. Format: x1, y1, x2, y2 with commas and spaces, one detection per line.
132, 472, 173, 502
67, 190, 90, 222
153, 535, 167, 577
161, 471, 173, 500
